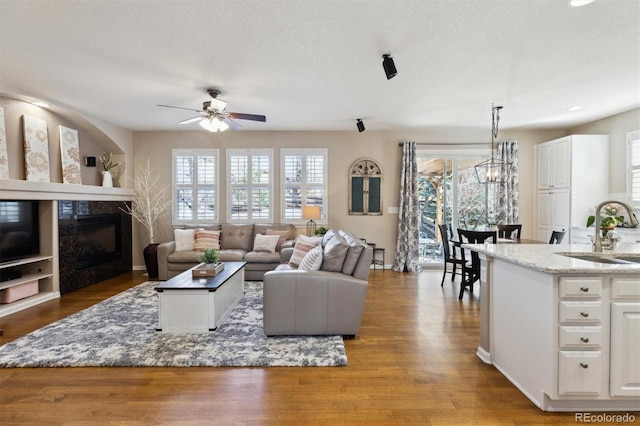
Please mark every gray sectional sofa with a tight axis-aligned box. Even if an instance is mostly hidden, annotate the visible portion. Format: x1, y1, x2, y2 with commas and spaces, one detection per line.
263, 229, 373, 337
157, 223, 296, 281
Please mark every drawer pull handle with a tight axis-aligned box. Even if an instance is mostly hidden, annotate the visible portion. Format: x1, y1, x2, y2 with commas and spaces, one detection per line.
580, 362, 589, 369
580, 337, 590, 343
580, 286, 589, 292
580, 311, 589, 318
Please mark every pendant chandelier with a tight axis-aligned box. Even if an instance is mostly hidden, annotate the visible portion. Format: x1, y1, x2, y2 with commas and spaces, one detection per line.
475, 103, 511, 184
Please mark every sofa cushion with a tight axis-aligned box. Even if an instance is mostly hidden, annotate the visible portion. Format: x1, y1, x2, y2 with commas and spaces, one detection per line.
220, 224, 254, 251
298, 244, 323, 271
244, 250, 281, 263
288, 235, 322, 268
321, 233, 349, 272
266, 229, 289, 251
218, 249, 247, 262
194, 229, 221, 251
167, 250, 201, 263
339, 229, 367, 275
253, 234, 280, 253
174, 229, 195, 251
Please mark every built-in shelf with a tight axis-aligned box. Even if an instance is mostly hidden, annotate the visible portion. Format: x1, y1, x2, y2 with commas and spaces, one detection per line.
0, 178, 132, 201
0, 255, 55, 317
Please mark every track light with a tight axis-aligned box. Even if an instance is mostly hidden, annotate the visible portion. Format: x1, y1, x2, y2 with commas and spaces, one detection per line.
356, 119, 365, 133
382, 54, 397, 80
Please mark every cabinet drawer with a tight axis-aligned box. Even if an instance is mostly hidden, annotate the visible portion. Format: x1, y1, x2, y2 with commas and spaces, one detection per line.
559, 326, 603, 349
559, 301, 603, 324
611, 277, 640, 299
559, 277, 602, 299
558, 351, 603, 395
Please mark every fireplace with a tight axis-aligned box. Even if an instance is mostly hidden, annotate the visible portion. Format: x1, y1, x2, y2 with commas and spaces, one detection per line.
58, 200, 132, 294
76, 214, 122, 269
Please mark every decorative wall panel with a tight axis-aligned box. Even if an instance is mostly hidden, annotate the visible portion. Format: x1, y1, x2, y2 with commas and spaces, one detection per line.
59, 125, 81, 184
0, 107, 8, 179
22, 115, 50, 182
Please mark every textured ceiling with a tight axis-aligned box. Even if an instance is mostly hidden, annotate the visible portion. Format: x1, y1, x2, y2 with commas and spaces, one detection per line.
0, 0, 639, 132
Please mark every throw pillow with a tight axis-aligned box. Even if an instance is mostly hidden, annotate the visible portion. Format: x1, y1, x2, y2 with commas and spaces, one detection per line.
321, 233, 350, 272
194, 229, 221, 251
298, 244, 323, 271
174, 228, 195, 251
253, 234, 280, 253
266, 229, 289, 251
288, 235, 322, 268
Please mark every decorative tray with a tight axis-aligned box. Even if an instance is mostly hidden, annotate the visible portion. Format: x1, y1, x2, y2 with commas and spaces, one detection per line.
191, 262, 225, 278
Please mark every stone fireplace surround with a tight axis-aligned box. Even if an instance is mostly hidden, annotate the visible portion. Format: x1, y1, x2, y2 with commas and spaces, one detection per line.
58, 200, 132, 295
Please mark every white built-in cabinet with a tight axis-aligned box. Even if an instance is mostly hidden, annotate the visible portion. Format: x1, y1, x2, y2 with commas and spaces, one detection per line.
0, 200, 59, 318
534, 135, 609, 243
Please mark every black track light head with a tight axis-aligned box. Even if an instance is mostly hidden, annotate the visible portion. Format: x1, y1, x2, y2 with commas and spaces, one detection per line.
356, 119, 365, 133
382, 54, 397, 80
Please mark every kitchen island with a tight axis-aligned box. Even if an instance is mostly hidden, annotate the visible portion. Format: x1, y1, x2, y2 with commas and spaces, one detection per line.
464, 242, 640, 412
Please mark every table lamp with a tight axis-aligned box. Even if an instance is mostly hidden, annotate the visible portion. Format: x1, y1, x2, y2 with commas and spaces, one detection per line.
302, 205, 321, 236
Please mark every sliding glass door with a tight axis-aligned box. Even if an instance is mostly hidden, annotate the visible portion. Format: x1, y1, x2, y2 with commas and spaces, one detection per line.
417, 150, 495, 265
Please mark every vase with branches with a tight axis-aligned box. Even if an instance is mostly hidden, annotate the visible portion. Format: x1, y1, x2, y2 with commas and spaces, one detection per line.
120, 160, 171, 278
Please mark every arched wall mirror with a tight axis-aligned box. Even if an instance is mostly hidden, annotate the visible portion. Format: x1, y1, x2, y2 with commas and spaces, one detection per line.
349, 157, 382, 215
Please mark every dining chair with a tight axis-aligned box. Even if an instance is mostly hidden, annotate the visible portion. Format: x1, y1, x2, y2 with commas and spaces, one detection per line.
549, 230, 566, 244
497, 224, 522, 239
457, 229, 497, 300
438, 224, 464, 287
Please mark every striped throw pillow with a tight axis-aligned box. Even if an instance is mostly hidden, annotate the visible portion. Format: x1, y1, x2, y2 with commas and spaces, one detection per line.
194, 229, 221, 251
288, 235, 322, 268
298, 244, 323, 271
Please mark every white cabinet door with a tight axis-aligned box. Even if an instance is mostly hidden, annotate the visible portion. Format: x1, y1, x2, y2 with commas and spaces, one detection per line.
538, 143, 552, 189
551, 189, 570, 232
610, 302, 640, 397
552, 138, 571, 188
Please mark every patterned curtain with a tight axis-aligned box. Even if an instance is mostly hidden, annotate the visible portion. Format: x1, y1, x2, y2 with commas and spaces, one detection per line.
393, 141, 422, 273
496, 140, 519, 224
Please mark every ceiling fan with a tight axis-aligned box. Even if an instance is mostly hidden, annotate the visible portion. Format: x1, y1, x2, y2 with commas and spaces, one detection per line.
157, 89, 266, 132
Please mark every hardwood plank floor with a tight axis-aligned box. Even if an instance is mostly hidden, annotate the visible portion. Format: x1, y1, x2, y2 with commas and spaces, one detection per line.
0, 269, 633, 425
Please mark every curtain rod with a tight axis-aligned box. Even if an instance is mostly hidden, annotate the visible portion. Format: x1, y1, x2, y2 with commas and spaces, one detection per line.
397, 142, 491, 147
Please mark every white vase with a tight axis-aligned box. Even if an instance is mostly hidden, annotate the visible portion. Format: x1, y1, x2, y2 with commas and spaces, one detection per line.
102, 170, 113, 187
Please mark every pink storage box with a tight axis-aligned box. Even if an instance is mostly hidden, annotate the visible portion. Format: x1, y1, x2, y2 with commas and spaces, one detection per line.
0, 280, 39, 304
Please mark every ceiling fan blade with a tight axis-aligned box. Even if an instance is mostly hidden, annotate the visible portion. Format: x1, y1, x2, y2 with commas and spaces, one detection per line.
229, 112, 266, 122
179, 116, 205, 125
223, 117, 242, 130
157, 104, 202, 113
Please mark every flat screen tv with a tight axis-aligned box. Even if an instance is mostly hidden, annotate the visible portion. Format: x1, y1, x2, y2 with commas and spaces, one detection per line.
0, 200, 40, 263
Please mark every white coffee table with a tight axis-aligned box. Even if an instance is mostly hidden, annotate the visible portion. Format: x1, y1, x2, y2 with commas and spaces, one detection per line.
155, 261, 246, 333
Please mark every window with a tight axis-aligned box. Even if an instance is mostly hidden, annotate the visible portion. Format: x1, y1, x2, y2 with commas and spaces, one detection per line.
628, 130, 640, 208
227, 149, 273, 222
281, 149, 327, 223
172, 149, 219, 225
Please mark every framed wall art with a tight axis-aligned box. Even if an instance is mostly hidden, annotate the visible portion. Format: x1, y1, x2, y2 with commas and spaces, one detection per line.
59, 125, 81, 184
23, 114, 50, 182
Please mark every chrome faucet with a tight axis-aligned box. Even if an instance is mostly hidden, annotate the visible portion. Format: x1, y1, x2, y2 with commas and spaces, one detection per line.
593, 200, 639, 252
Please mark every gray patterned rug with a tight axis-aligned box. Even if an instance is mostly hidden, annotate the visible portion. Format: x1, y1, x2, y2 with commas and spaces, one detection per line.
0, 281, 347, 367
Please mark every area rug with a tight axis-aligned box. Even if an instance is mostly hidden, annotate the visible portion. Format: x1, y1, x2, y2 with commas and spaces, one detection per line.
0, 282, 347, 367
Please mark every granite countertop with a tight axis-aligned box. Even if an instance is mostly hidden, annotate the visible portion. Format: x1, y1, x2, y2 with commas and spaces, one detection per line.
463, 242, 640, 274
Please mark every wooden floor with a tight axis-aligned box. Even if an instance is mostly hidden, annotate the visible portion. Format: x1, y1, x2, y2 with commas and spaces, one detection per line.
0, 269, 623, 425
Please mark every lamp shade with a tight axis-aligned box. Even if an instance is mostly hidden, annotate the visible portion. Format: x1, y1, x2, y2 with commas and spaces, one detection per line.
302, 205, 321, 220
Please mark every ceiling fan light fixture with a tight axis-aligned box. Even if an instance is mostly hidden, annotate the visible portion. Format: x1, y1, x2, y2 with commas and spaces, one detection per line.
357, 119, 365, 133
199, 117, 229, 132
382, 54, 397, 80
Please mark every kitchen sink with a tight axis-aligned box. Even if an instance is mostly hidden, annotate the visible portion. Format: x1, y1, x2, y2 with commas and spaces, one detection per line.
557, 253, 640, 265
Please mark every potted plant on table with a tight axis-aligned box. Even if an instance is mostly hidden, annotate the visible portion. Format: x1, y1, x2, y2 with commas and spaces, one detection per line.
120, 159, 171, 279
198, 247, 220, 267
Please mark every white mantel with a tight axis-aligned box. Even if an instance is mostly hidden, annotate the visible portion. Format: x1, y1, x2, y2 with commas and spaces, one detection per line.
0, 179, 132, 201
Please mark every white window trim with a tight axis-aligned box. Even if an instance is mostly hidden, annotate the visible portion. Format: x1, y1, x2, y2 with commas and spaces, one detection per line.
227, 149, 273, 223
281, 148, 328, 225
172, 148, 219, 226
627, 129, 640, 209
